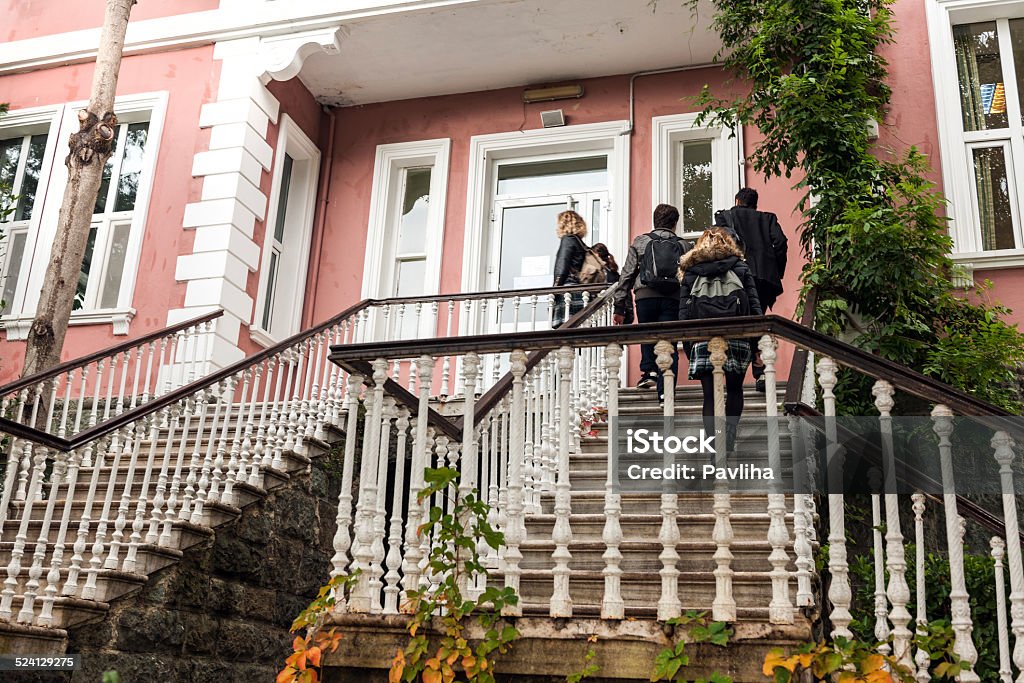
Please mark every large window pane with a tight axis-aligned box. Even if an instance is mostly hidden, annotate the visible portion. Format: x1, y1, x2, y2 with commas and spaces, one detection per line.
261, 251, 280, 330
496, 156, 608, 195
395, 258, 426, 298
954, 22, 1009, 131
396, 167, 431, 255
99, 222, 131, 309
0, 138, 22, 203
74, 226, 99, 311
1, 231, 27, 315
94, 144, 116, 215
1012, 19, 1024, 125
972, 146, 1016, 250
113, 123, 149, 212
273, 154, 294, 243
679, 139, 713, 231
16, 135, 47, 221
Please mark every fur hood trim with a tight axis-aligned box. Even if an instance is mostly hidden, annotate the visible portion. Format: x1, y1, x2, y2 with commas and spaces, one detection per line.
678, 239, 744, 275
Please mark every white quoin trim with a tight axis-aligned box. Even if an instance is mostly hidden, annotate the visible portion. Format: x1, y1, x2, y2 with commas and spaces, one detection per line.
361, 138, 451, 300
460, 120, 631, 296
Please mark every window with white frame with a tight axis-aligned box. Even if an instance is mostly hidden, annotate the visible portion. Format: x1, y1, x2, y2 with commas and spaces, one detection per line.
652, 113, 742, 239
362, 140, 449, 299
950, 18, 1024, 253
0, 132, 48, 315
253, 115, 320, 345
0, 93, 165, 337
74, 119, 151, 312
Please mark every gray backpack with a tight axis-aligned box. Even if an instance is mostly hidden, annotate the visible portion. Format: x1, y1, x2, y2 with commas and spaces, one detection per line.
687, 270, 750, 319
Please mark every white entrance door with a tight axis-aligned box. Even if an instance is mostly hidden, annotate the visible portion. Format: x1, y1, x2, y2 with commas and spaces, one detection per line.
484, 154, 610, 333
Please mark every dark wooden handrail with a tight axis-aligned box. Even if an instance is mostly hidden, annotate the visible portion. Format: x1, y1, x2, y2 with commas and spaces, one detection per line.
329, 314, 1016, 420
0, 310, 225, 397
785, 402, 1023, 545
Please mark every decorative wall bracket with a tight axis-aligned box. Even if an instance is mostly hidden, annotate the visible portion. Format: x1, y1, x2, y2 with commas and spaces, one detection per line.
259, 26, 347, 84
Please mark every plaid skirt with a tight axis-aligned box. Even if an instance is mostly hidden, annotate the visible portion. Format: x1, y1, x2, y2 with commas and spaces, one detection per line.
687, 339, 755, 379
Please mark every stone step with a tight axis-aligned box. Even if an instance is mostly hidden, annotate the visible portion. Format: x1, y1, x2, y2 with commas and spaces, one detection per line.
518, 538, 790, 573
535, 490, 789, 515
524, 512, 779, 543
512, 568, 798, 614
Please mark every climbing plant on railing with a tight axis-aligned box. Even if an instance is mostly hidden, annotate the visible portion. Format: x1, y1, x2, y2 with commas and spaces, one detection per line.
650, 610, 733, 683
390, 467, 519, 683
675, 0, 1024, 412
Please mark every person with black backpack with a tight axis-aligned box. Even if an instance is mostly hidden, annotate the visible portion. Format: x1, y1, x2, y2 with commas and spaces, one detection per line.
613, 204, 692, 405
678, 227, 763, 452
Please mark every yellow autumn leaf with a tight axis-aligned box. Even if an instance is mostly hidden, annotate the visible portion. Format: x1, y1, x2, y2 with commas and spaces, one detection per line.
763, 649, 797, 676
422, 668, 442, 683
860, 654, 886, 673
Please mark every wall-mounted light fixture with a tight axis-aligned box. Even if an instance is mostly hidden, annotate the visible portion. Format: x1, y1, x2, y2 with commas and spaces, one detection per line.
540, 110, 566, 128
522, 84, 584, 104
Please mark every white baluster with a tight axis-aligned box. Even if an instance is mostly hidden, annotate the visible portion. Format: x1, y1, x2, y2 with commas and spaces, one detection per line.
371, 398, 397, 613
709, 337, 735, 623
873, 379, 912, 666
21, 448, 65, 624
401, 358, 434, 609
993, 537, 1014, 683
384, 408, 410, 614
654, 340, 681, 621
933, 404, 979, 681
549, 346, 574, 617
818, 356, 852, 638
502, 350, 528, 616
912, 493, 930, 683
991, 431, 1024, 683
789, 412, 814, 609
601, 344, 624, 619
869, 468, 891, 653
349, 360, 387, 613
331, 373, 364, 597
760, 335, 793, 624
440, 300, 454, 398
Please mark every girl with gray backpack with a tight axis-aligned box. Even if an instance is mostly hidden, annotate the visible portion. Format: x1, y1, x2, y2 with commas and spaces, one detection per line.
678, 227, 763, 451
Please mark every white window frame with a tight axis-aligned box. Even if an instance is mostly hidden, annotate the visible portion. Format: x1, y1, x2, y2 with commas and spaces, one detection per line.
251, 114, 320, 347
652, 112, 743, 240
462, 120, 631, 297
361, 138, 450, 301
927, 0, 1024, 268
0, 104, 63, 324
2, 93, 166, 338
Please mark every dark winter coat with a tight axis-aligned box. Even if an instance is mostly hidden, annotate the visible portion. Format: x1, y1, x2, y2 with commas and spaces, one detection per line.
552, 234, 587, 286
612, 228, 693, 323
714, 206, 788, 296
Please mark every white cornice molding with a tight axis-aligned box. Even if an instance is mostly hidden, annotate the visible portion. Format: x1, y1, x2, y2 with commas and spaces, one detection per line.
259, 27, 345, 84
0, 0, 487, 75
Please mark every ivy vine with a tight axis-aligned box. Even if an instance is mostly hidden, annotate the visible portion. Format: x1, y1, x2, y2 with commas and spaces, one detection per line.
677, 0, 1024, 412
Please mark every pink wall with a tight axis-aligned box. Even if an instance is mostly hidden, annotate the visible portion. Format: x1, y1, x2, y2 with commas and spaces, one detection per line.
2, 0, 219, 43
0, 46, 219, 383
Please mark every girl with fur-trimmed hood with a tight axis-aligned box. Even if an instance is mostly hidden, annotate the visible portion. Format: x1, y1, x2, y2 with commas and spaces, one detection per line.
678, 228, 763, 448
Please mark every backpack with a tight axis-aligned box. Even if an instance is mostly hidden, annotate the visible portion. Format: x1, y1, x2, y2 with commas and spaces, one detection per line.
639, 232, 685, 291
687, 269, 750, 319
576, 237, 607, 285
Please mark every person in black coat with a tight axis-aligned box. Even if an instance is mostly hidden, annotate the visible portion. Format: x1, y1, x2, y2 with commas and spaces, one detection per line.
551, 210, 589, 327
714, 187, 787, 391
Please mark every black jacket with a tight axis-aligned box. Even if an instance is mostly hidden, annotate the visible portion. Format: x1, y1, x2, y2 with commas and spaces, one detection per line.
553, 234, 587, 286
678, 257, 763, 321
714, 206, 788, 295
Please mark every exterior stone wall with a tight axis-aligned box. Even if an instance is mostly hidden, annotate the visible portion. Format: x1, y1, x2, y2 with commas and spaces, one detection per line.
21, 452, 342, 682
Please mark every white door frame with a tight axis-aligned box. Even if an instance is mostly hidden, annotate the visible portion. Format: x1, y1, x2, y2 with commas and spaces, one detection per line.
461, 120, 631, 301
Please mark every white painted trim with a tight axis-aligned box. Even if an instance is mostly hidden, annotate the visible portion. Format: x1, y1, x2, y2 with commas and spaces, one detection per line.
0, 0, 490, 75
951, 249, 1024, 269
460, 120, 631, 296
251, 114, 321, 344
2, 307, 136, 340
9, 92, 167, 337
651, 112, 743, 238
361, 138, 451, 300
0, 103, 64, 318
926, 1, 1024, 256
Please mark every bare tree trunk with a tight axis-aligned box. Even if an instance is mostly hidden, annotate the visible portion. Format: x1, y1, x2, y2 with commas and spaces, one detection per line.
21, 0, 136, 378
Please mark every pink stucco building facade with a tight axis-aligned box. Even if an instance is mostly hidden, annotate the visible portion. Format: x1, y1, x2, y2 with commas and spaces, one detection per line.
2, 0, 1024, 383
